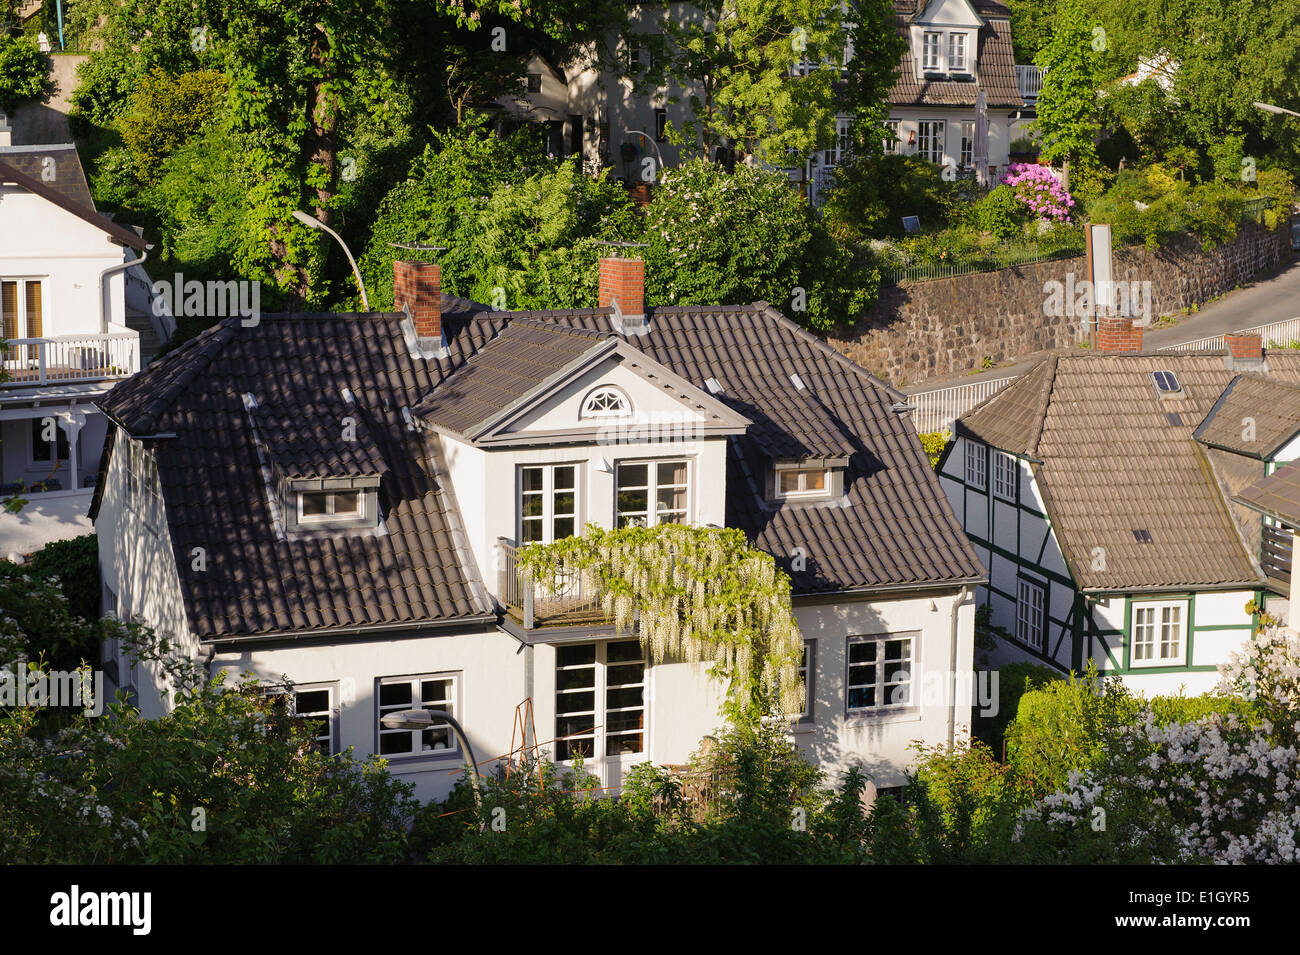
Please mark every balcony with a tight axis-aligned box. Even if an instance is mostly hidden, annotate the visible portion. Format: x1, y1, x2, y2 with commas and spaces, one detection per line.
1, 332, 141, 388
1262, 524, 1292, 587
496, 538, 607, 629
1016, 65, 1043, 102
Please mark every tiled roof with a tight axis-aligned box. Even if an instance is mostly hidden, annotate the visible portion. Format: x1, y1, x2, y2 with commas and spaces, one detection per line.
888, 11, 1023, 109
957, 352, 1300, 591
0, 144, 94, 211
1194, 374, 1300, 459
97, 298, 985, 638
251, 399, 388, 480
1236, 462, 1300, 528
413, 319, 608, 439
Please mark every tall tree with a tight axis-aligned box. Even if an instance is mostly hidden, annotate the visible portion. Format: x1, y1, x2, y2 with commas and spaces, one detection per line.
1034, 2, 1106, 192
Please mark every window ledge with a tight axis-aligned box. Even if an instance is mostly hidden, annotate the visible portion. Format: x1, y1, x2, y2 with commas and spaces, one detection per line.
381, 750, 464, 767
845, 707, 922, 726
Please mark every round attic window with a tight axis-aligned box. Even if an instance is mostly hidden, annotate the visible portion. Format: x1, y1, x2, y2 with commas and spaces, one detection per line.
580, 385, 631, 419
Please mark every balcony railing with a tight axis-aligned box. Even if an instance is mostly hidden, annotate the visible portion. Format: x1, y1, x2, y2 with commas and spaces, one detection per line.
1016, 65, 1043, 101
497, 538, 606, 629
1262, 524, 1292, 585
1, 332, 141, 387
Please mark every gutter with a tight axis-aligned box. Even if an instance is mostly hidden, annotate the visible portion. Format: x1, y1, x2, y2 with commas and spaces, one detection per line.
947, 584, 973, 748
202, 613, 500, 650
99, 245, 151, 330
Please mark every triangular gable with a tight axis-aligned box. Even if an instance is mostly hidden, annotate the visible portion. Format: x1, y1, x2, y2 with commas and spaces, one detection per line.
0, 158, 147, 250
914, 0, 986, 28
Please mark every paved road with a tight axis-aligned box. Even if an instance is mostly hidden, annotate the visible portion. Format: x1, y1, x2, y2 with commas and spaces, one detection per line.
904, 256, 1300, 395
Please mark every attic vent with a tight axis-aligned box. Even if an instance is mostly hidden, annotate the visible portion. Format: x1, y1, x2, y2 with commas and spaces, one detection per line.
1151, 370, 1182, 394
704, 377, 723, 395
790, 373, 806, 391
1133, 529, 1153, 543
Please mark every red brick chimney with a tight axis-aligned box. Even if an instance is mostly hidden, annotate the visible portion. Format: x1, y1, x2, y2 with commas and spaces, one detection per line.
1097, 315, 1143, 353
1225, 333, 1263, 361
393, 260, 441, 341
599, 257, 644, 317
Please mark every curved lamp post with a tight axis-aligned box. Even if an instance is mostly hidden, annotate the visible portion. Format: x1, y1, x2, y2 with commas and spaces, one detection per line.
291, 209, 369, 311
380, 709, 482, 809
624, 128, 665, 179
1254, 101, 1300, 119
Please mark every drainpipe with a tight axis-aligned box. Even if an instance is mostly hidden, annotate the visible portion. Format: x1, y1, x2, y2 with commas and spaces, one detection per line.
947, 585, 974, 748
98, 245, 150, 330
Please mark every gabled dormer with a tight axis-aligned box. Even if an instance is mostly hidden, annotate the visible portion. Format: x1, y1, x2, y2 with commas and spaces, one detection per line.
243, 392, 388, 536
909, 0, 984, 81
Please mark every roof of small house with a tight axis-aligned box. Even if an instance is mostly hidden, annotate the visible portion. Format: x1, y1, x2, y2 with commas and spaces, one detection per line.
94, 297, 984, 640
1236, 462, 1300, 528
888, 0, 1023, 109
1194, 374, 1300, 459
957, 351, 1300, 592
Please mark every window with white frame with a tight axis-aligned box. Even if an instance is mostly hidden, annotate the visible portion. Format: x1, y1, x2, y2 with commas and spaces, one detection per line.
775, 467, 831, 500
823, 117, 853, 167
30, 416, 70, 463
520, 464, 578, 544
917, 120, 945, 164
580, 385, 630, 419
797, 640, 815, 721
922, 32, 942, 71
376, 674, 458, 756
847, 634, 915, 711
1, 279, 44, 352
555, 640, 646, 761
964, 440, 986, 490
960, 121, 975, 168
948, 32, 968, 71
126, 438, 164, 528
992, 451, 1017, 502
1016, 578, 1045, 649
298, 489, 363, 524
883, 120, 901, 154
265, 684, 337, 756
1131, 600, 1186, 666
615, 459, 688, 527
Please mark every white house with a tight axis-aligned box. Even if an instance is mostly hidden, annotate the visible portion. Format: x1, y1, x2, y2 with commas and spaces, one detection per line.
0, 121, 158, 556
92, 256, 986, 802
938, 322, 1300, 695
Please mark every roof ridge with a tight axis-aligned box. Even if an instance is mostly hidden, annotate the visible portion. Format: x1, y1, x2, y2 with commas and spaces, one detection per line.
1027, 354, 1059, 457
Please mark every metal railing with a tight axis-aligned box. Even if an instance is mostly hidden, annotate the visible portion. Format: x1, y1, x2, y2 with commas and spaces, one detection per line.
882, 238, 1085, 285
496, 538, 604, 629
906, 375, 1018, 434
1016, 64, 1044, 100
1159, 316, 1300, 353
1, 332, 140, 387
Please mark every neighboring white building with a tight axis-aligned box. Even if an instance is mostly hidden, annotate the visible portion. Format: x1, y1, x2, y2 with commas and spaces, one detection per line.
92, 256, 986, 802
0, 121, 157, 556
938, 325, 1300, 695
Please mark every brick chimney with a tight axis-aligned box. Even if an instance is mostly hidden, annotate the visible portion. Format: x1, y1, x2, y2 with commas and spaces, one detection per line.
1097, 315, 1143, 353
394, 260, 442, 342
599, 257, 644, 317
1224, 332, 1264, 370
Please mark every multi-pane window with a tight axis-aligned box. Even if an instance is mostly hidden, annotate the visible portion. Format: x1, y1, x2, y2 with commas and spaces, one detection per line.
299, 490, 362, 523
520, 464, 578, 544
847, 635, 914, 711
1132, 601, 1185, 666
917, 120, 945, 164
992, 451, 1017, 502
883, 120, 901, 154
822, 117, 852, 167
948, 32, 968, 71
1017, 578, 1045, 649
922, 32, 942, 70
964, 440, 986, 490
797, 640, 815, 721
127, 438, 163, 528
775, 467, 830, 499
616, 459, 688, 527
3, 279, 44, 367
377, 675, 457, 756
265, 685, 337, 756
555, 640, 646, 761
580, 386, 630, 418
960, 121, 975, 168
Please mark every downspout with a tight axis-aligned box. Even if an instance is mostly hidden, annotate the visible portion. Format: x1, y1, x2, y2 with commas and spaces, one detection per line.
98, 244, 150, 329
947, 584, 974, 748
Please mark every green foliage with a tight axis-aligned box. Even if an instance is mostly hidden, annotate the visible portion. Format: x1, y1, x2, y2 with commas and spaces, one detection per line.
839, 0, 907, 156
824, 153, 959, 242
972, 658, 1060, 755
969, 185, 1030, 239
115, 69, 228, 183
1033, 2, 1106, 191
0, 558, 101, 674
1257, 168, 1296, 230
918, 430, 951, 469
518, 522, 802, 722
17, 534, 99, 626
646, 158, 876, 329
0, 33, 52, 111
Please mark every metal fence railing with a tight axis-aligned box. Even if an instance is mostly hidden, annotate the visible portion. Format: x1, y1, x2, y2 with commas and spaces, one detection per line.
496, 538, 603, 629
882, 240, 1084, 285
1159, 316, 1300, 353
906, 376, 1018, 434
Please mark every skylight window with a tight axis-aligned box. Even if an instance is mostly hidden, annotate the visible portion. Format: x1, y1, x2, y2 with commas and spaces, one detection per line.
1151, 371, 1182, 394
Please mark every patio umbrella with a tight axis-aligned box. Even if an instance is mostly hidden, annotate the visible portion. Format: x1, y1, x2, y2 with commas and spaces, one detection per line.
974, 90, 990, 187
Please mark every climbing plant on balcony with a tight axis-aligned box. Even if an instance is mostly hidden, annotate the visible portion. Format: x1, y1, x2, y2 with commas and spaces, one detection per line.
516, 523, 803, 723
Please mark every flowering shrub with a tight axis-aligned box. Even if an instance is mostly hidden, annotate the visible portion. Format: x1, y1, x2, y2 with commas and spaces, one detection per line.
1000, 162, 1076, 222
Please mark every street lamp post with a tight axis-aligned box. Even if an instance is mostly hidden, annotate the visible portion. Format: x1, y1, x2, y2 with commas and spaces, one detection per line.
624, 129, 665, 181
291, 209, 369, 311
379, 709, 483, 809
1254, 101, 1300, 120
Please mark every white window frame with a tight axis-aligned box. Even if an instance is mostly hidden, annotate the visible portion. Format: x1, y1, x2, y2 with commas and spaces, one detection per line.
796, 639, 816, 722
126, 437, 164, 531
823, 116, 853, 167
1131, 600, 1187, 667
298, 489, 365, 524
615, 457, 690, 527
964, 440, 987, 491
922, 31, 942, 71
1, 276, 44, 342
959, 120, 975, 168
774, 467, 832, 500
917, 119, 945, 165
992, 451, 1017, 502
264, 683, 339, 756
519, 463, 580, 544
29, 415, 72, 466
846, 633, 916, 713
555, 639, 647, 763
579, 385, 631, 419
375, 673, 460, 759
1016, 577, 1046, 650
948, 32, 968, 72
883, 120, 901, 155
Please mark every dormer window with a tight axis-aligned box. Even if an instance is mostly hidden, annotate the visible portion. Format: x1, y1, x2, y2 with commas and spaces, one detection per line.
299, 489, 364, 524
769, 458, 845, 503
922, 32, 942, 71
947, 33, 968, 72
581, 385, 631, 419
778, 468, 829, 498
